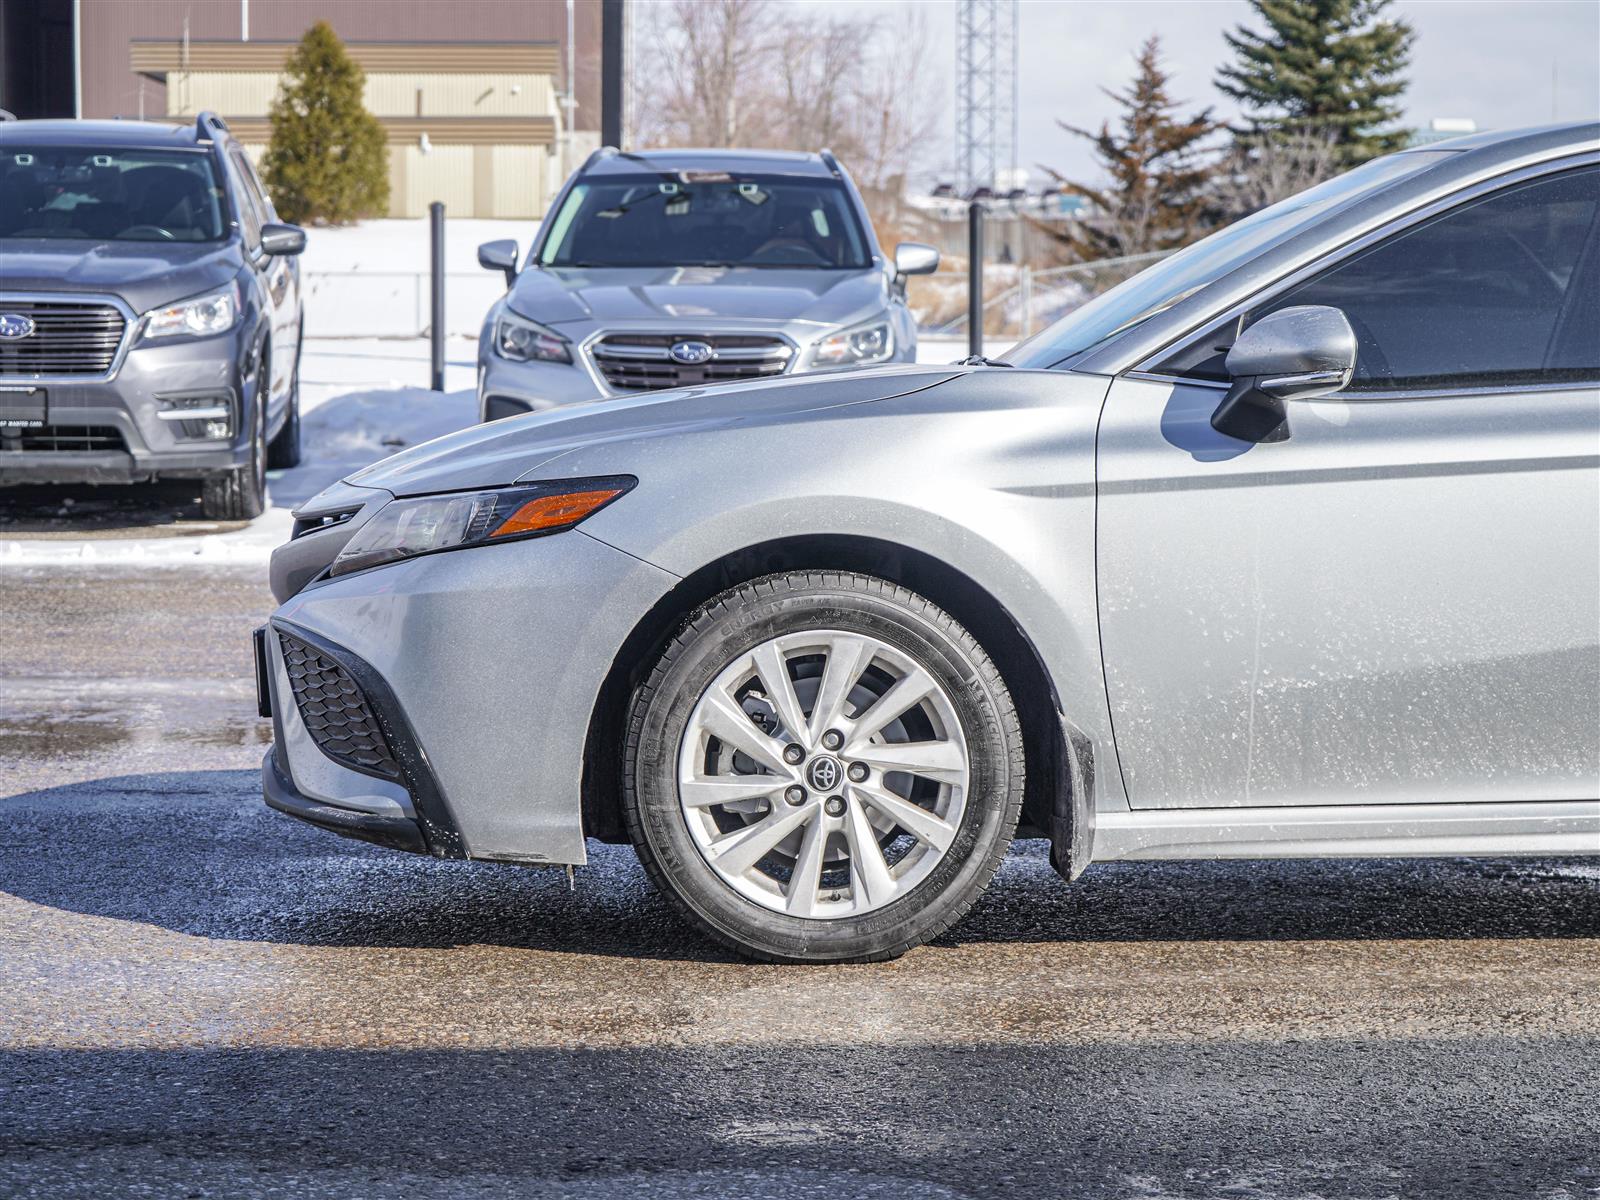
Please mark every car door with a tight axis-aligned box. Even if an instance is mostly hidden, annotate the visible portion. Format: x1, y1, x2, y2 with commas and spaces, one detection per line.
227, 146, 297, 422
1095, 160, 1600, 811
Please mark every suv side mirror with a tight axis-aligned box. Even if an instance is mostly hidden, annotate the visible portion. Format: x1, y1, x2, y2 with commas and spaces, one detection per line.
1211, 305, 1357, 443
479, 240, 520, 289
893, 242, 940, 277
260, 223, 306, 256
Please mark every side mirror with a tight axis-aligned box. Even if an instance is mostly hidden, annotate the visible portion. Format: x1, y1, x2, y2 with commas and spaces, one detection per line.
260, 223, 306, 256
1211, 305, 1357, 442
478, 239, 520, 289
893, 242, 940, 277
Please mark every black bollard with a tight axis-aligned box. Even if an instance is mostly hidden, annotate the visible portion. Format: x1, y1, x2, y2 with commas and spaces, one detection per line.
429, 201, 445, 392
967, 200, 984, 359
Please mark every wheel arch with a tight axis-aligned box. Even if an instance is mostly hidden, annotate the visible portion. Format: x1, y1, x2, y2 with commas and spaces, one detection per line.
581, 534, 1082, 873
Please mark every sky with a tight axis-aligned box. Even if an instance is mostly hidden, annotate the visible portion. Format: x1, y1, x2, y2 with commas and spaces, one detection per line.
795, 0, 1600, 186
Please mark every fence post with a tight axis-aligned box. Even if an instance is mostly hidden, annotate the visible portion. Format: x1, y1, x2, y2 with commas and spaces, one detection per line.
429, 201, 445, 392
1019, 264, 1033, 339
967, 200, 984, 359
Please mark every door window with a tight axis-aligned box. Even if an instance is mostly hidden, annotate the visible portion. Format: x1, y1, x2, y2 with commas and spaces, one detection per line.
1155, 166, 1600, 391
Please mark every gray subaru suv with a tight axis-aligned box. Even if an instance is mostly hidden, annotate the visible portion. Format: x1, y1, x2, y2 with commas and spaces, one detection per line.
0, 112, 305, 518
474, 148, 940, 420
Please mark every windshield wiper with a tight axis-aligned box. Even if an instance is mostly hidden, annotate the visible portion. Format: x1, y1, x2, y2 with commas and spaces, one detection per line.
957, 355, 1013, 367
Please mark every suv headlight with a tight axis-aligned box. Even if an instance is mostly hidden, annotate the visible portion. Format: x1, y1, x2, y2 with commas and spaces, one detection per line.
141, 282, 240, 341
329, 477, 635, 578
494, 309, 573, 364
809, 318, 893, 369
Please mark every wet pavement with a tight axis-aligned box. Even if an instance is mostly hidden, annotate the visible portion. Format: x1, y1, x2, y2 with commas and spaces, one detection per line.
1, 565, 1597, 1198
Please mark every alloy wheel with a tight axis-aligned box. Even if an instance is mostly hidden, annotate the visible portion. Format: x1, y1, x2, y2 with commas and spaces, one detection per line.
676, 629, 970, 919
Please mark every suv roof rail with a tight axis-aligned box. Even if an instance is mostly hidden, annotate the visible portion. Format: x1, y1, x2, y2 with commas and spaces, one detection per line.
0, 109, 17, 122
195, 111, 230, 142
582, 146, 619, 173
819, 148, 843, 178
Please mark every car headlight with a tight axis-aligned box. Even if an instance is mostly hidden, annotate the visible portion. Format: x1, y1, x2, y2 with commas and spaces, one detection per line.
809, 318, 893, 369
494, 309, 573, 364
328, 477, 635, 578
141, 282, 240, 341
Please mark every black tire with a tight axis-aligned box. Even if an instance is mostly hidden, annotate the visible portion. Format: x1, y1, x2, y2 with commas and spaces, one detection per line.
202, 378, 266, 520
623, 571, 1025, 963
266, 342, 302, 469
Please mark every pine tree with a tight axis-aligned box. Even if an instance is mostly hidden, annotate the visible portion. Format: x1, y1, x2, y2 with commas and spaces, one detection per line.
1047, 37, 1222, 259
262, 22, 389, 224
1217, 0, 1415, 165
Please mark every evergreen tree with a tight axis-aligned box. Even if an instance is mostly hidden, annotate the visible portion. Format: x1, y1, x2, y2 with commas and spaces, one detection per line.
1048, 37, 1222, 259
1217, 0, 1415, 165
262, 22, 389, 224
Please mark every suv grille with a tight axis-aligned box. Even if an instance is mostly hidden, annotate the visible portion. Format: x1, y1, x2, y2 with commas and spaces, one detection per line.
0, 425, 126, 452
591, 333, 792, 392
279, 632, 401, 781
0, 300, 126, 378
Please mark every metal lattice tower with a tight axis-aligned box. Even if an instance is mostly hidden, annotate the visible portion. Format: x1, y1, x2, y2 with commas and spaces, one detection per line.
954, 0, 1018, 196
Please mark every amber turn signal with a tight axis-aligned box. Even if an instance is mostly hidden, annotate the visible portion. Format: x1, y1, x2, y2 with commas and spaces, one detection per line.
491, 488, 626, 538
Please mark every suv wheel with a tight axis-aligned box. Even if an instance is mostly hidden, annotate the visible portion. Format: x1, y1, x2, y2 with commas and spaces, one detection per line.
202, 376, 266, 521
266, 342, 302, 470
624, 571, 1024, 963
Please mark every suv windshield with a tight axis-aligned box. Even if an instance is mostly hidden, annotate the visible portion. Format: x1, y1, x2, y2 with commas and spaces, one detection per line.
1003, 150, 1454, 369
0, 146, 226, 243
538, 173, 871, 270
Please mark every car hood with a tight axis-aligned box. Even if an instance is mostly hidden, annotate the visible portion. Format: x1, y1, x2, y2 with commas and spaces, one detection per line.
504, 265, 889, 329
0, 239, 242, 312
344, 365, 964, 497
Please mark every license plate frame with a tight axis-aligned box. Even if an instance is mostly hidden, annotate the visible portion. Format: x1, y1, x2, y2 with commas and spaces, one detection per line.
0, 385, 46, 429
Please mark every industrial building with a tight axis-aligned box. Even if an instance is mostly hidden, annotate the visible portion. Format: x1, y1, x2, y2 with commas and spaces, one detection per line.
0, 0, 601, 218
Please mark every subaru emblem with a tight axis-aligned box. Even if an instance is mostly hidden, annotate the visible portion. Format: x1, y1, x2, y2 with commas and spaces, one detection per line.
0, 313, 35, 341
669, 339, 714, 365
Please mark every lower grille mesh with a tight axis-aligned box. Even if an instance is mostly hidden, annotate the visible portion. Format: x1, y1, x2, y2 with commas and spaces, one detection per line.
279, 632, 401, 780
0, 425, 126, 453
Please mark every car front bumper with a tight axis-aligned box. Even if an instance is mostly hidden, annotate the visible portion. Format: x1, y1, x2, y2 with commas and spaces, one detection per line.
0, 335, 250, 486
259, 529, 679, 865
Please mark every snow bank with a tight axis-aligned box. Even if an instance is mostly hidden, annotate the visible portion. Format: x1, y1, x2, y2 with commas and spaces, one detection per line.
0, 337, 479, 569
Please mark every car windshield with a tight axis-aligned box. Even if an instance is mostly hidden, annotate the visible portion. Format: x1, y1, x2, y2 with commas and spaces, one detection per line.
1002, 150, 1455, 369
538, 172, 872, 269
0, 146, 226, 243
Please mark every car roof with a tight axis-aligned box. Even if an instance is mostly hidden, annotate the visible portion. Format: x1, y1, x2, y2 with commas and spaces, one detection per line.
1407, 119, 1599, 162
580, 148, 839, 179
0, 119, 210, 150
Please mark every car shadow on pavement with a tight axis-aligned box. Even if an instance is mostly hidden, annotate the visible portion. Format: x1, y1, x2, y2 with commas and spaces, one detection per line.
4, 769, 1598, 960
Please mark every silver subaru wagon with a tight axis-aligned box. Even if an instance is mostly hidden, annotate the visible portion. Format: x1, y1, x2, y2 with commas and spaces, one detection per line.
260, 121, 1599, 963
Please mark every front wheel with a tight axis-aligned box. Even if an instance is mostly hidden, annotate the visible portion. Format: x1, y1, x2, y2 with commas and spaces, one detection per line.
623, 571, 1024, 963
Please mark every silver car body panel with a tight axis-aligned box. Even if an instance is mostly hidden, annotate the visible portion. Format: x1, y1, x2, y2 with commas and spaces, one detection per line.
1097, 374, 1600, 810
1094, 799, 1600, 862
273, 529, 679, 863
269, 122, 1600, 868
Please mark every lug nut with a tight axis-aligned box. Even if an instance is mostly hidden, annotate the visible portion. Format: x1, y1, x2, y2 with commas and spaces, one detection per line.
821, 729, 844, 751
785, 785, 807, 806
782, 744, 805, 765
823, 795, 846, 817
847, 762, 869, 783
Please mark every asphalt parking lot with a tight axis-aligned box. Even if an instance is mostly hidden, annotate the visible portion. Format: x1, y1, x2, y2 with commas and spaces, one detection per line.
2, 564, 1597, 1199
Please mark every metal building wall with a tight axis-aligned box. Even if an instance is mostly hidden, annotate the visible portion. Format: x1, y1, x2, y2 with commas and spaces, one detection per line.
78, 0, 599, 127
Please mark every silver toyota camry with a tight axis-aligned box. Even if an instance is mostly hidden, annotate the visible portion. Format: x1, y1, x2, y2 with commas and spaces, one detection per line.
260, 121, 1600, 963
